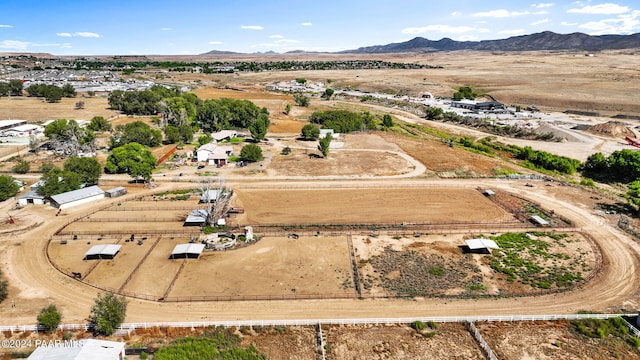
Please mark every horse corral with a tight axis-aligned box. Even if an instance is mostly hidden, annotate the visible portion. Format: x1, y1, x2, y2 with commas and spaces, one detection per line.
46, 184, 590, 301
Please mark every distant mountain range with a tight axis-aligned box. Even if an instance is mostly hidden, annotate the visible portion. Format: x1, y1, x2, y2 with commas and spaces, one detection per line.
341, 31, 640, 53
200, 31, 640, 55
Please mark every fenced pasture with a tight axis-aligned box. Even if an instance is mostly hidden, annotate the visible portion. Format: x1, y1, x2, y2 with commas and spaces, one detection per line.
46, 186, 588, 302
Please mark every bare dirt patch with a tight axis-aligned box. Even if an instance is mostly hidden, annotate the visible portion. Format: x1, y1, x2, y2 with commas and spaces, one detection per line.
477, 320, 640, 360
380, 132, 520, 177
239, 326, 317, 360
324, 322, 485, 360
233, 187, 512, 226
168, 236, 354, 299
0, 96, 118, 121
268, 148, 413, 177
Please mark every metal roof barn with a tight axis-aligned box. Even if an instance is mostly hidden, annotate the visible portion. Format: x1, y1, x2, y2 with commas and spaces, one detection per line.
49, 185, 105, 209
184, 209, 209, 226
27, 339, 125, 360
170, 243, 206, 259
84, 244, 122, 260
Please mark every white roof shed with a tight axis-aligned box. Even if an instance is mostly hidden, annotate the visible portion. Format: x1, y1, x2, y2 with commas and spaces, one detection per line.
170, 243, 206, 259
84, 244, 122, 260
27, 339, 125, 360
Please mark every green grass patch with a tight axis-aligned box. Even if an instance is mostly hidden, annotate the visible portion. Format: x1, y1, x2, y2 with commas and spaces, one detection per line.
488, 232, 584, 289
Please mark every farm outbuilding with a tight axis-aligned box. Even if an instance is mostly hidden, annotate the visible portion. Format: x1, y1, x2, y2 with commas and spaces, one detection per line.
83, 244, 122, 260
530, 215, 550, 226
465, 238, 500, 254
105, 186, 127, 198
170, 243, 206, 259
28, 339, 125, 360
17, 190, 46, 205
184, 209, 209, 226
49, 185, 105, 210
199, 190, 221, 203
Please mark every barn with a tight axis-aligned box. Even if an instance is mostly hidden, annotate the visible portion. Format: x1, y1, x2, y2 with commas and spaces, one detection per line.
17, 190, 46, 205
49, 185, 105, 209
170, 243, 206, 259
84, 244, 122, 260
184, 209, 209, 226
105, 186, 127, 198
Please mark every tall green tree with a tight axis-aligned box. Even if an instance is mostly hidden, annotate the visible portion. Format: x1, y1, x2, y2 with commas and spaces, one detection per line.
301, 123, 320, 140
8, 79, 23, 96
36, 167, 82, 197
0, 82, 10, 96
105, 142, 157, 181
249, 114, 268, 141
0, 270, 7, 303
164, 125, 180, 144
0, 175, 20, 201
61, 84, 76, 98
63, 157, 102, 185
87, 116, 112, 132
240, 144, 263, 162
110, 121, 162, 148
89, 292, 128, 336
293, 93, 310, 107
37, 304, 62, 332
318, 133, 332, 158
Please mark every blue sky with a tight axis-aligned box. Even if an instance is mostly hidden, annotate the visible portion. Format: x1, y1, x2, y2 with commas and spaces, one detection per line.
1, 0, 639, 55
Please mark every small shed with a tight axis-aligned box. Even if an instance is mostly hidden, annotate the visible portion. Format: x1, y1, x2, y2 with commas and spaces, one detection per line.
84, 244, 122, 260
211, 130, 237, 142
49, 185, 105, 210
530, 215, 550, 226
105, 187, 127, 198
483, 189, 496, 197
465, 238, 500, 254
184, 209, 208, 226
18, 190, 46, 205
170, 243, 206, 259
199, 190, 221, 203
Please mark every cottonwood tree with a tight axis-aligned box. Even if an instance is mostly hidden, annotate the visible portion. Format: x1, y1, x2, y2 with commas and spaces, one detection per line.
199, 178, 233, 227
318, 133, 332, 158
240, 144, 263, 162
301, 123, 320, 140
89, 292, 127, 336
105, 142, 157, 182
0, 175, 20, 201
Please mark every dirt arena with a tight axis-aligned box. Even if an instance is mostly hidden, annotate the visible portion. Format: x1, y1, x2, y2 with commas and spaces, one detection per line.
232, 187, 513, 225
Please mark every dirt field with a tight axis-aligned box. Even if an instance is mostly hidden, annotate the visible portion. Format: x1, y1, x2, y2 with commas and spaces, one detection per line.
324, 322, 484, 360
233, 187, 512, 225
0, 95, 118, 122
477, 320, 640, 360
169, 236, 353, 299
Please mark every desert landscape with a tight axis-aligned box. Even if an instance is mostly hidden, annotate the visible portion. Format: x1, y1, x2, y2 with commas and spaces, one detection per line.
1, 47, 640, 359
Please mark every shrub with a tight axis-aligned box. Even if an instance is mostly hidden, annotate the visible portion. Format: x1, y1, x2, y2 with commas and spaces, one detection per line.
37, 304, 62, 332
411, 320, 425, 331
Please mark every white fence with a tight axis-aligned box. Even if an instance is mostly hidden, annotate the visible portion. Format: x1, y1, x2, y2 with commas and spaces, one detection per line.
1, 313, 636, 334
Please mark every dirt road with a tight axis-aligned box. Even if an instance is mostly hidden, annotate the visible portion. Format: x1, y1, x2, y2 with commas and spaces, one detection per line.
1, 178, 639, 326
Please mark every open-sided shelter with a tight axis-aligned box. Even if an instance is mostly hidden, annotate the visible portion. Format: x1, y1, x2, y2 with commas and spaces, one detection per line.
170, 243, 206, 259
84, 244, 122, 260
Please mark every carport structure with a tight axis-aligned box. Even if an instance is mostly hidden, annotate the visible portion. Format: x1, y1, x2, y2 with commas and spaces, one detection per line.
83, 244, 122, 260
170, 243, 206, 259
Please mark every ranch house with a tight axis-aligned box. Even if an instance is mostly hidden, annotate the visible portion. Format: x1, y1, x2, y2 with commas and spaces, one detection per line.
196, 143, 233, 166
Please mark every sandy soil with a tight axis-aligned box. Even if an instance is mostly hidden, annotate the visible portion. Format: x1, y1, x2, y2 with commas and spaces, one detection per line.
169, 236, 353, 299
324, 322, 484, 360
0, 96, 118, 122
477, 320, 640, 360
232, 187, 512, 225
